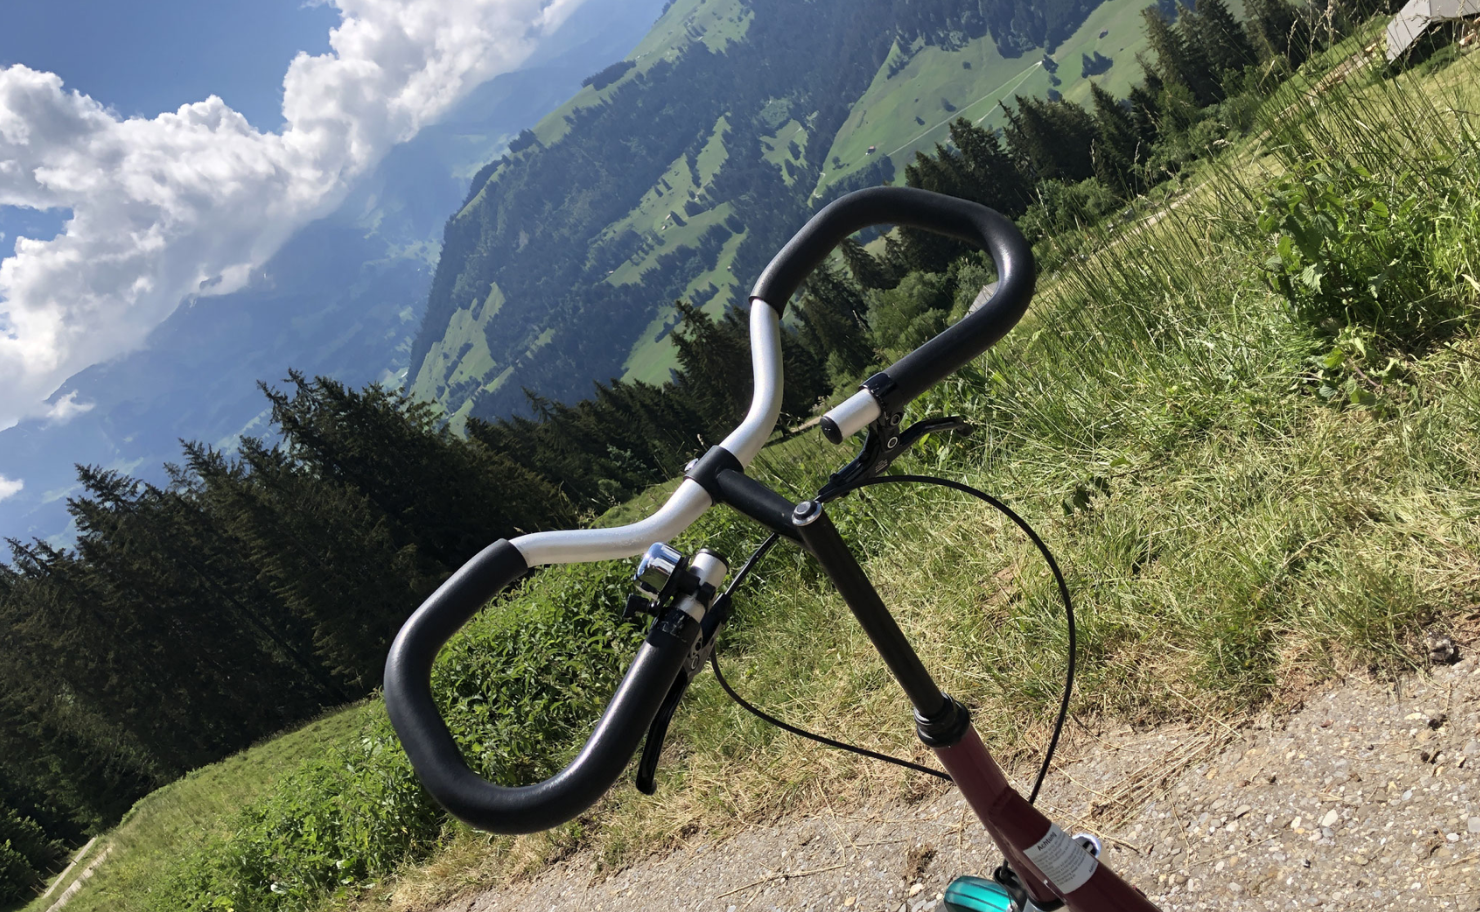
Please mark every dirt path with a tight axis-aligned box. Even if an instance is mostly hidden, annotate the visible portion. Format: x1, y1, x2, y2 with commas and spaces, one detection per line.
450, 648, 1480, 912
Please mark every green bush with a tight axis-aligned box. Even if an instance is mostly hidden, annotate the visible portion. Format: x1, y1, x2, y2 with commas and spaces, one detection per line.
157, 560, 645, 912
1, 840, 38, 906
1256, 159, 1471, 341
0, 806, 63, 904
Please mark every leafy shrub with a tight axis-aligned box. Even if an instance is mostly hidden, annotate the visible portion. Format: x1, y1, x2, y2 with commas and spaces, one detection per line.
1257, 159, 1471, 341
0, 840, 39, 905
0, 807, 63, 903
158, 560, 644, 912
1019, 178, 1122, 245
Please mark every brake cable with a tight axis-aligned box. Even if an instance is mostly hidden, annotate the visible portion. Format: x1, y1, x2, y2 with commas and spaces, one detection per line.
709, 473, 1076, 806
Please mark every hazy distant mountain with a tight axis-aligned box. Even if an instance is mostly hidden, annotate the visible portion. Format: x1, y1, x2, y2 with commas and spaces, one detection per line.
0, 0, 670, 547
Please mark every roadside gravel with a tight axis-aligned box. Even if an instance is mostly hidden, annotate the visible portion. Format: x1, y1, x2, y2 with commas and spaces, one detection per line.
453, 647, 1480, 911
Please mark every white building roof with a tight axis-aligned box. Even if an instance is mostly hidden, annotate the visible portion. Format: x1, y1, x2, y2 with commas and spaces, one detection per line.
1387, 0, 1480, 60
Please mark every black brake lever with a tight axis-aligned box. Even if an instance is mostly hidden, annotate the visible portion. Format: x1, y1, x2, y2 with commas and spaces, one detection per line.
635, 673, 688, 794
817, 414, 973, 502
634, 593, 734, 794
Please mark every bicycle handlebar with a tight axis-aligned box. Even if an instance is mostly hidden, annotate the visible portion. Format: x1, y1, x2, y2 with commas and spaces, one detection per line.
383, 540, 708, 834
751, 186, 1034, 442
385, 187, 1034, 835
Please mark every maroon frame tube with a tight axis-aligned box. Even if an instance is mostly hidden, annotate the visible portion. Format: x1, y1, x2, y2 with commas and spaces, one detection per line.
934, 726, 1163, 912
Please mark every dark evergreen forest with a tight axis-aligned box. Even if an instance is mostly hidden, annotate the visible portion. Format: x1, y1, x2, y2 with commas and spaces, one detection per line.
2, 0, 1362, 900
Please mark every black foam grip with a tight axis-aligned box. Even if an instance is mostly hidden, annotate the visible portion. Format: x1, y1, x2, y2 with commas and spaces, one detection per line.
383, 539, 701, 834
751, 187, 1034, 410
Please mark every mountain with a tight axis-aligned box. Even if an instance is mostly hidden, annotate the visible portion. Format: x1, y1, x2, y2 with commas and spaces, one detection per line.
0, 0, 670, 547
407, 0, 1153, 426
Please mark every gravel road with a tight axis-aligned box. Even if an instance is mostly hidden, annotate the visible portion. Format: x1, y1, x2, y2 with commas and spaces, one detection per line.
453, 645, 1480, 911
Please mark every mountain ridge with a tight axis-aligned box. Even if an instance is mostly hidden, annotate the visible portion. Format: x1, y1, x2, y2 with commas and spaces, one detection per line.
406, 0, 1153, 426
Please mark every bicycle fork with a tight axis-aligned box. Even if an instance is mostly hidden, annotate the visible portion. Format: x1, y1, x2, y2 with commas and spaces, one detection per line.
790, 500, 1161, 912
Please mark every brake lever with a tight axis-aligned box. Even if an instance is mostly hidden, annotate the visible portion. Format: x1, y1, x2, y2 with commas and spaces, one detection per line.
635, 591, 734, 794
817, 414, 973, 502
635, 673, 688, 794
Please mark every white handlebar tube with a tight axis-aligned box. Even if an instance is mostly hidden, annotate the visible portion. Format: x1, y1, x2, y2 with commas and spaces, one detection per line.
510, 299, 784, 568
821, 389, 884, 441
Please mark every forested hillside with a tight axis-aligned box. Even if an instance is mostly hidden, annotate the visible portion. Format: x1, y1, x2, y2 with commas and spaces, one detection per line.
407, 0, 1152, 425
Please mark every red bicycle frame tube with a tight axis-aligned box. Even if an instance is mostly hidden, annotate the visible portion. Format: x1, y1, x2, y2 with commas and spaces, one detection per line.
935, 726, 1162, 911
786, 498, 1162, 912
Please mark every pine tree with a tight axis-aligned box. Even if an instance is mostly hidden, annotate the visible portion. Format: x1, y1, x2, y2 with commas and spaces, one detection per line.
1179, 0, 1258, 82
839, 237, 896, 290
794, 263, 875, 387
190, 440, 443, 686
1001, 95, 1097, 184
1141, 6, 1195, 89
1244, 0, 1311, 68
946, 118, 1033, 215
1140, 5, 1222, 106
261, 373, 575, 569
0, 803, 63, 896
1088, 83, 1145, 194
1128, 70, 1166, 148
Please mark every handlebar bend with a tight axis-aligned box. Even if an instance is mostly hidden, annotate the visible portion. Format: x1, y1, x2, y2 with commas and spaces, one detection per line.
383, 187, 1034, 834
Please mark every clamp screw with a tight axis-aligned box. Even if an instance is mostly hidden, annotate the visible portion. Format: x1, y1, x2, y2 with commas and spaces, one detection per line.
792, 500, 825, 526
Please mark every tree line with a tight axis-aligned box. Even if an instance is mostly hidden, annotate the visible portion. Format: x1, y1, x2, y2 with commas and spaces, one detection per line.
0, 0, 1380, 900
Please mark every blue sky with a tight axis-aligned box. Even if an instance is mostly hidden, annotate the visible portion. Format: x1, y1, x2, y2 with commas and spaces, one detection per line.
1, 0, 586, 430
0, 0, 338, 129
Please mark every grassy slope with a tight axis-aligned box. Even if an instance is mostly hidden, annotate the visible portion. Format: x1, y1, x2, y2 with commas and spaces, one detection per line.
603, 109, 743, 385
623, 0, 1155, 379
410, 0, 751, 414
813, 0, 1152, 201
24, 707, 371, 912
532, 0, 752, 150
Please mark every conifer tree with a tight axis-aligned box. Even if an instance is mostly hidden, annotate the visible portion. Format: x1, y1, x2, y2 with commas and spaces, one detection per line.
839, 237, 897, 290
794, 264, 875, 387
1140, 5, 1220, 106
1088, 83, 1145, 194
1179, 0, 1258, 82
189, 441, 440, 686
1001, 95, 1097, 184
0, 803, 63, 900
1128, 69, 1166, 148
1244, 0, 1311, 68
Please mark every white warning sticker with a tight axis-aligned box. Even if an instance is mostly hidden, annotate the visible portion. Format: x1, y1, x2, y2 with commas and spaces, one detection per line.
1022, 824, 1098, 894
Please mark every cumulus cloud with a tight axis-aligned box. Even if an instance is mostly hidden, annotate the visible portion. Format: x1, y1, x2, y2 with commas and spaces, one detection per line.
44, 389, 95, 424
0, 0, 585, 428
0, 476, 21, 501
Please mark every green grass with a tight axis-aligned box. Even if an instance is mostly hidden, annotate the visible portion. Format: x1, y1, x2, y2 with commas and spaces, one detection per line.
26, 706, 372, 912
620, 227, 747, 385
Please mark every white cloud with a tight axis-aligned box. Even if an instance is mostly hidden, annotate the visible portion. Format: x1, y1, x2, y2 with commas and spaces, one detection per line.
0, 475, 22, 501
0, 0, 585, 429
44, 389, 94, 423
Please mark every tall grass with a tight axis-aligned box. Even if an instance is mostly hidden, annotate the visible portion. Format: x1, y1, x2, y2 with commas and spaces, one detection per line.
99, 39, 1480, 912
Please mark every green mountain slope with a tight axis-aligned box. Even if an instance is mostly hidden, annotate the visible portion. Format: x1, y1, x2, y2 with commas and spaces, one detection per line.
816, 0, 1154, 200
408, 0, 1138, 425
